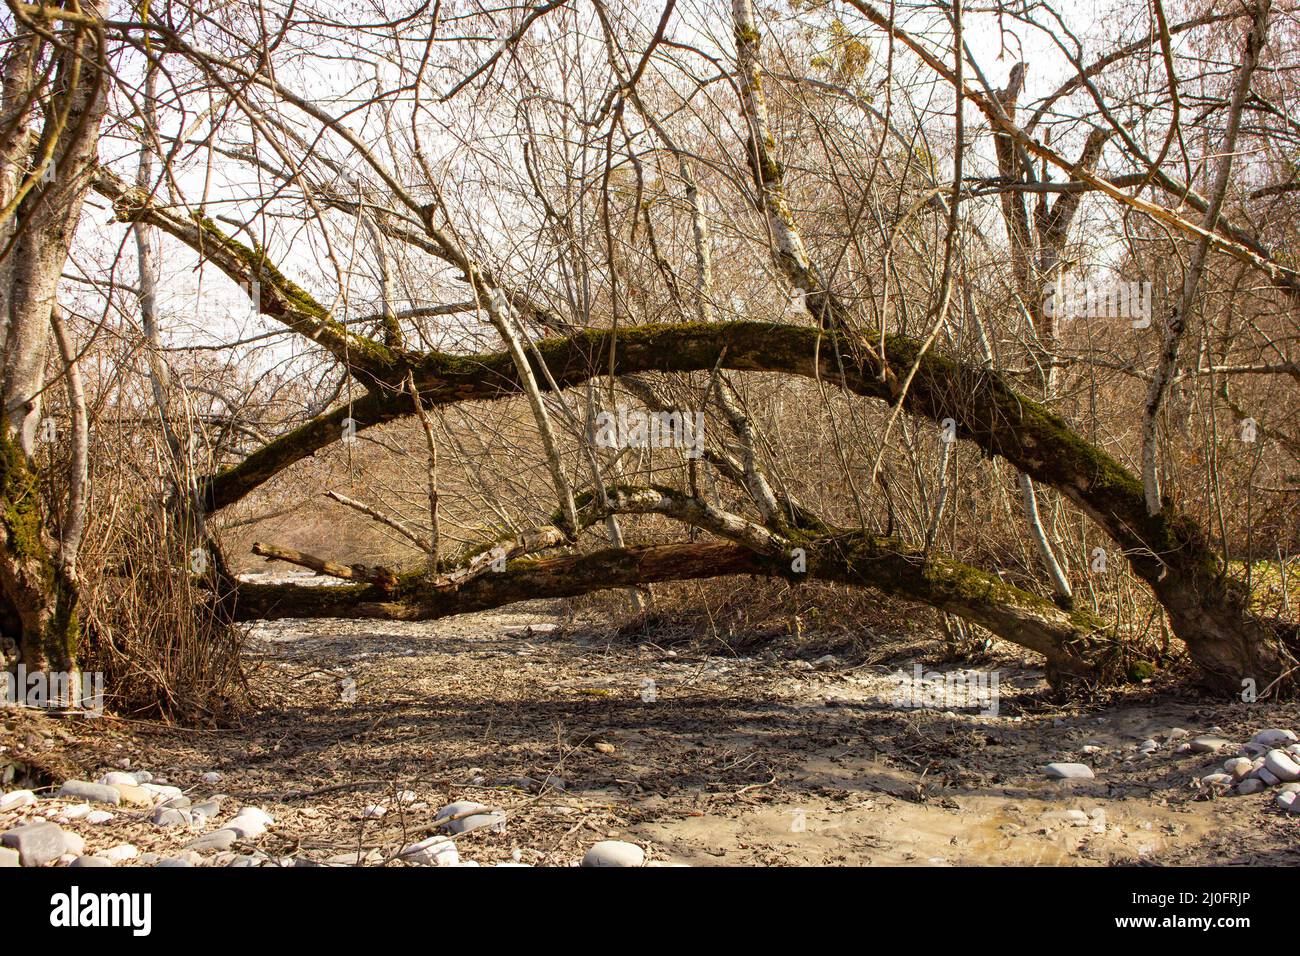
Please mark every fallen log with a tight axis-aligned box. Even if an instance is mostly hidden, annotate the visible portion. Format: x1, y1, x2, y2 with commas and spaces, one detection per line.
250, 542, 399, 591
233, 536, 1123, 687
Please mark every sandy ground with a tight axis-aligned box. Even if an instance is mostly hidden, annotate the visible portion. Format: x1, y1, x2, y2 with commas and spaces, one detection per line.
3, 598, 1298, 866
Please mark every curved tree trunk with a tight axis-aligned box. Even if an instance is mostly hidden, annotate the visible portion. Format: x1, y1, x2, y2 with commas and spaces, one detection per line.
94, 180, 1297, 696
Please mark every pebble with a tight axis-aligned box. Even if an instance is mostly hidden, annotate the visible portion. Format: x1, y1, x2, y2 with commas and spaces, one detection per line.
70, 855, 113, 868
398, 835, 459, 866
188, 829, 238, 852
85, 810, 114, 825
1189, 736, 1231, 754
1252, 729, 1298, 747
1281, 782, 1300, 794
1167, 728, 1189, 740
200, 772, 222, 784
1224, 757, 1254, 781
101, 844, 139, 862
112, 784, 153, 807
57, 780, 120, 805
1236, 778, 1266, 795
1, 821, 67, 867
151, 807, 191, 827
1264, 749, 1300, 782
1255, 767, 1282, 786
582, 840, 645, 867
433, 801, 506, 834
57, 803, 91, 821
141, 783, 183, 802
362, 805, 387, 819
1200, 773, 1234, 788
62, 831, 85, 856
1277, 791, 1296, 812
232, 806, 274, 827
131, 771, 153, 785
0, 847, 19, 867
1043, 762, 1095, 780
397, 790, 417, 804
190, 799, 221, 821
1080, 745, 1102, 755
224, 815, 265, 840
0, 789, 37, 811
97, 771, 138, 787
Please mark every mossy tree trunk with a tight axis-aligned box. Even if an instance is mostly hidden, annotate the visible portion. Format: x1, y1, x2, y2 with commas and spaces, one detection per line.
0, 6, 107, 676
234, 532, 1121, 687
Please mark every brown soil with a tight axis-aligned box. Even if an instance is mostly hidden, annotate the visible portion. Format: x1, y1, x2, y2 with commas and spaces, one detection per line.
3, 601, 1298, 866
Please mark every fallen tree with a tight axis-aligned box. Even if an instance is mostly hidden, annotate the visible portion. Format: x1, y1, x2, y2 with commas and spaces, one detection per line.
235, 533, 1119, 686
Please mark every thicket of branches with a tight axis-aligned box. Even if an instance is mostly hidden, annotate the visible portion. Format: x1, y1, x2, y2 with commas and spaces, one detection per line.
0, 0, 1298, 717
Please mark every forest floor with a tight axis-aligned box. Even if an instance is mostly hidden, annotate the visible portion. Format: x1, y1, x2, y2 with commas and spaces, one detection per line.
4, 588, 1299, 867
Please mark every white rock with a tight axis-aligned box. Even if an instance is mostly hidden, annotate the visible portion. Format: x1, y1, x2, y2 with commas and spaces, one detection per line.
61, 831, 85, 856
582, 840, 645, 867
362, 805, 387, 819
101, 844, 138, 862
1138, 739, 1157, 753
1264, 749, 1300, 782
141, 783, 183, 801
1200, 773, 1234, 788
85, 810, 114, 825
232, 806, 274, 827
1280, 782, 1300, 794
1251, 729, 1297, 747
399, 835, 459, 866
1189, 736, 1231, 754
1043, 762, 1095, 780
200, 772, 222, 785
1289, 744, 1300, 758
96, 771, 137, 787
397, 790, 417, 804
1167, 728, 1189, 740
225, 816, 265, 840
433, 801, 505, 834
131, 771, 153, 785
1277, 791, 1296, 812
0, 790, 37, 811
58, 804, 90, 821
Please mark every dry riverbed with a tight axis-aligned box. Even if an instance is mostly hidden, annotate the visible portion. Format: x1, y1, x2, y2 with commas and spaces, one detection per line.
3, 599, 1299, 867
